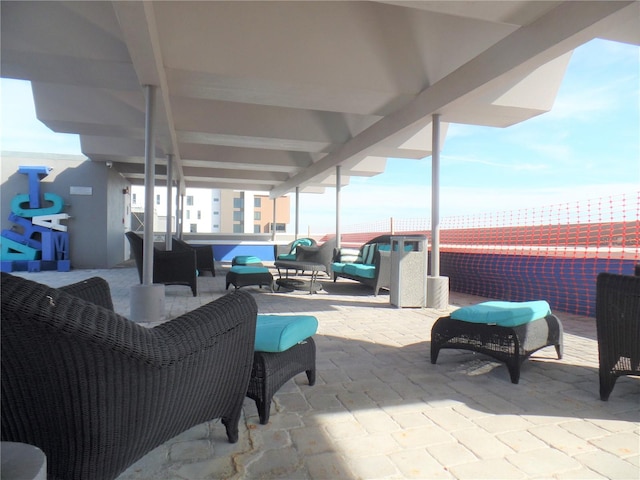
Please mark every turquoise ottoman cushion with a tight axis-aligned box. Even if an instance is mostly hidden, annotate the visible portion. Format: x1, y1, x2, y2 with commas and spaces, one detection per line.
255, 315, 318, 352
230, 265, 270, 274
232, 255, 263, 266
451, 300, 552, 327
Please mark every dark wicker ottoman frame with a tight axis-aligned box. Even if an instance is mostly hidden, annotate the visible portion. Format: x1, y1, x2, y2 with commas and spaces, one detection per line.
431, 314, 563, 384
247, 337, 316, 424
226, 269, 274, 292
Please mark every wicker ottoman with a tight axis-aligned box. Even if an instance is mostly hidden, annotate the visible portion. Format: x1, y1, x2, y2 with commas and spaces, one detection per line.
247, 315, 317, 424
225, 266, 273, 292
431, 301, 563, 384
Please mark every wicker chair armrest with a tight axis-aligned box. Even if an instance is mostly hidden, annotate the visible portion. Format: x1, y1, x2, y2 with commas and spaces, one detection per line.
58, 276, 114, 311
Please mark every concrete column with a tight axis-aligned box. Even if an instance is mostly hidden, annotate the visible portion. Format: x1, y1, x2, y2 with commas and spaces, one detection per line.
427, 113, 449, 309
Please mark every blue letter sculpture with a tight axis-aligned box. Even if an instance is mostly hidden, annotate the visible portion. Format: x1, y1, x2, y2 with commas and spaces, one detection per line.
0, 166, 70, 272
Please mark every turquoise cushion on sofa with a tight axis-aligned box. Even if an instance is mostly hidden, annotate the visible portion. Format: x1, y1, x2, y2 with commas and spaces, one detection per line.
451, 300, 551, 327
230, 265, 270, 274
331, 263, 346, 274
255, 315, 318, 352
343, 263, 376, 279
277, 253, 296, 261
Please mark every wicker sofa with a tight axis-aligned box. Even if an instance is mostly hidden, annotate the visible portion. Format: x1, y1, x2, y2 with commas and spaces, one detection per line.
1, 273, 257, 480
330, 235, 392, 295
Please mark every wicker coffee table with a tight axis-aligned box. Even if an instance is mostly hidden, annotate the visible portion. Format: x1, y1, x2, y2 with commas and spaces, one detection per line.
274, 260, 326, 294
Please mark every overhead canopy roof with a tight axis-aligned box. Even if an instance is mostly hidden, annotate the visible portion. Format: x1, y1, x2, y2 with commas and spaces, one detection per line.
2, 1, 638, 197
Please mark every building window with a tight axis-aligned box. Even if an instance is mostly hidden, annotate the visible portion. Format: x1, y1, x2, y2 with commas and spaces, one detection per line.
213, 224, 219, 229
190, 223, 197, 233
233, 211, 243, 221
186, 210, 190, 220
254, 225, 261, 233
233, 198, 243, 208
254, 197, 261, 207
254, 212, 261, 220
132, 193, 137, 204
213, 211, 219, 215
213, 198, 219, 202
233, 224, 243, 233
156, 194, 160, 205
186, 196, 194, 206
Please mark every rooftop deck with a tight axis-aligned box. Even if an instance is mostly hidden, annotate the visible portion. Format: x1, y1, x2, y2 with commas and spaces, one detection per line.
10, 264, 639, 480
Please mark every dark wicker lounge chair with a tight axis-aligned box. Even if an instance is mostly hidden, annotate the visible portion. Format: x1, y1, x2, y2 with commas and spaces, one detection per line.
172, 236, 216, 276
1, 273, 257, 480
126, 231, 198, 296
596, 272, 640, 400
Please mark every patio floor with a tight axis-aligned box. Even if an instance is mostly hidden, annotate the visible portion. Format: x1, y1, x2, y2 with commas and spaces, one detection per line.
10, 263, 639, 480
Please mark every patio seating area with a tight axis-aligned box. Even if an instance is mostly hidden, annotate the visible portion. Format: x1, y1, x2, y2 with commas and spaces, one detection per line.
8, 265, 639, 480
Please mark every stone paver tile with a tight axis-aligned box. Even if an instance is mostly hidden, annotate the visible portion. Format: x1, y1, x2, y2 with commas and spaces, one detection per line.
423, 407, 476, 431
496, 430, 548, 453
506, 448, 582, 477
452, 428, 515, 459
573, 450, 639, 480
555, 467, 608, 479
391, 411, 434, 429
471, 393, 524, 415
449, 459, 526, 479
323, 417, 368, 439
392, 425, 456, 449
352, 409, 402, 434
333, 432, 401, 457
276, 392, 311, 415
389, 448, 453, 479
528, 424, 597, 456
348, 455, 400, 479
426, 442, 478, 467
290, 426, 337, 456
559, 419, 610, 440
587, 416, 639, 434
174, 456, 237, 480
589, 431, 640, 458
244, 447, 304, 479
337, 391, 378, 411
473, 414, 533, 434
168, 440, 213, 461
305, 392, 345, 411
306, 453, 352, 479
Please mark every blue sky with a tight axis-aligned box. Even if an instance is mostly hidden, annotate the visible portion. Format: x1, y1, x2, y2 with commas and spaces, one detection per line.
2, 38, 638, 234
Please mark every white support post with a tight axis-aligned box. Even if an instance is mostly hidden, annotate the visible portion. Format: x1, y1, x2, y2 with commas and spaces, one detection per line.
165, 153, 173, 251
271, 197, 277, 241
295, 186, 300, 240
336, 165, 341, 249
427, 113, 449, 309
131, 84, 165, 322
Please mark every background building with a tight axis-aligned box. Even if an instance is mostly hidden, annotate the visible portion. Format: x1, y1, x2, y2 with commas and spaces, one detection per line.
130, 186, 290, 234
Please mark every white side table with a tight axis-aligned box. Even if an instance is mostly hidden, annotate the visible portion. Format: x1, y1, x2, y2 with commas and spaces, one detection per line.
1, 442, 47, 480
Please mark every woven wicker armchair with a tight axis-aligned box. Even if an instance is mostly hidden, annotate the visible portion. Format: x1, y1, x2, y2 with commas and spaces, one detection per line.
1, 273, 257, 480
126, 231, 198, 296
596, 272, 640, 400
172, 236, 216, 276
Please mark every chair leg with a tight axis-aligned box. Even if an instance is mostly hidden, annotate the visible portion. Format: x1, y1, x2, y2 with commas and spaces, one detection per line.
599, 371, 618, 401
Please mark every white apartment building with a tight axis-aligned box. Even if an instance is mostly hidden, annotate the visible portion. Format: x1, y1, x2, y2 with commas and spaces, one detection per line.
131, 186, 222, 233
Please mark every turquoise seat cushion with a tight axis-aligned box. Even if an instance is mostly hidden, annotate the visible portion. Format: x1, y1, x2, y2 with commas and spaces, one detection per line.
232, 255, 262, 266
331, 263, 346, 274
255, 314, 318, 352
277, 253, 297, 261
343, 263, 376, 279
378, 244, 391, 252
230, 265, 270, 274
451, 300, 552, 327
